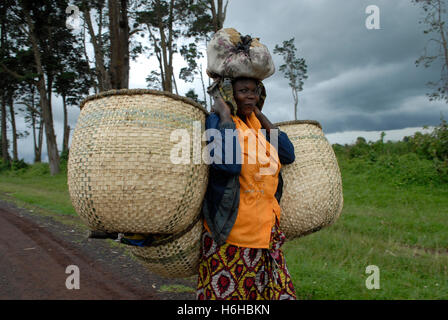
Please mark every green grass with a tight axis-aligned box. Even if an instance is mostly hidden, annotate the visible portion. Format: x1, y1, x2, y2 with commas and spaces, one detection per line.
283, 155, 448, 300
0, 164, 76, 216
159, 284, 195, 294
0, 158, 447, 299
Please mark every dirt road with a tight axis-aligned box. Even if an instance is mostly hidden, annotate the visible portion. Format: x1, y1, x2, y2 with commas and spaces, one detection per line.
0, 199, 196, 300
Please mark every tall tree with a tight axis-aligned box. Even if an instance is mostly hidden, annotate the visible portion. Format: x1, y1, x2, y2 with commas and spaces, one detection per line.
8, 94, 18, 161
80, 0, 112, 92
20, 0, 60, 173
8, 46, 44, 163
137, 0, 212, 94
178, 0, 218, 108
0, 97, 8, 164
0, 0, 15, 165
137, 0, 179, 93
3, 0, 82, 174
54, 61, 91, 154
274, 38, 308, 120
179, 43, 208, 107
53, 22, 92, 155
79, 0, 143, 91
1, 12, 37, 164
17, 82, 43, 162
413, 0, 448, 102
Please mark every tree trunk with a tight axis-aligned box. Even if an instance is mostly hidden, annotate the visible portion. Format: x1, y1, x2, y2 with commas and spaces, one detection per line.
209, 0, 228, 32
147, 25, 166, 90
108, 0, 129, 89
64, 125, 70, 156
36, 117, 43, 163
156, 0, 172, 92
81, 19, 97, 94
167, 0, 175, 93
199, 63, 207, 109
120, 0, 130, 88
8, 94, 18, 161
172, 73, 179, 95
1, 93, 9, 164
37, 76, 59, 174
46, 72, 54, 125
292, 87, 298, 120
84, 6, 111, 92
0, 5, 9, 164
30, 85, 42, 163
62, 95, 69, 153
31, 105, 37, 161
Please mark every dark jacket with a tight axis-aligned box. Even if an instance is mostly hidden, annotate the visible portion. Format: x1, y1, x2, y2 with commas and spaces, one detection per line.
202, 113, 296, 245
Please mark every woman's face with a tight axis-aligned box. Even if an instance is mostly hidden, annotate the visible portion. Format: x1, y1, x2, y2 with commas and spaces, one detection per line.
233, 78, 260, 119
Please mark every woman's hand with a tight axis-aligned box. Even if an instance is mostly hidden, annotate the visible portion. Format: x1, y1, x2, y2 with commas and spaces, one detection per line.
211, 97, 231, 115
254, 107, 277, 134
211, 97, 233, 125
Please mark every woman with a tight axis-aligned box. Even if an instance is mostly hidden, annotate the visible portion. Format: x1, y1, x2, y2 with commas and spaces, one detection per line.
197, 77, 297, 300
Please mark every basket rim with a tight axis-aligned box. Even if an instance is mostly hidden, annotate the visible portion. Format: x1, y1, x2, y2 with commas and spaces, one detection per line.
274, 120, 322, 129
80, 88, 209, 115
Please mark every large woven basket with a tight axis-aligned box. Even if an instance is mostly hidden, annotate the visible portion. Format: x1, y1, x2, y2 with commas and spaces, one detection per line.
68, 89, 209, 234
129, 216, 203, 278
275, 120, 343, 239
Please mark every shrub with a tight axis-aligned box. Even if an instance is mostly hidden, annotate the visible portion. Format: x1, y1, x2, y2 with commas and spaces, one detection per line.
0, 158, 10, 172
348, 137, 372, 159
336, 115, 448, 184
26, 162, 50, 176
11, 159, 29, 171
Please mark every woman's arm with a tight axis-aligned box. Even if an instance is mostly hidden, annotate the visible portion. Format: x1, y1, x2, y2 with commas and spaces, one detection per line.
211, 96, 233, 126
206, 98, 242, 175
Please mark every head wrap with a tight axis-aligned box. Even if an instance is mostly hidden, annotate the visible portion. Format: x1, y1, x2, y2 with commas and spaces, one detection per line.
207, 77, 267, 116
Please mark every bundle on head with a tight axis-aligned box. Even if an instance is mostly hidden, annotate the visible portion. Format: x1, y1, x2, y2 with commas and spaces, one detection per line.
206, 28, 275, 81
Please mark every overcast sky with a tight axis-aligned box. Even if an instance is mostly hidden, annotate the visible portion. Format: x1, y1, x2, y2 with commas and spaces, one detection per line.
11, 0, 448, 163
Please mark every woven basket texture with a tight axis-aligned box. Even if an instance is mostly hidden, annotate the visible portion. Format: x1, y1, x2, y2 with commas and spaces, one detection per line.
275, 120, 344, 239
68, 89, 209, 234
129, 217, 203, 278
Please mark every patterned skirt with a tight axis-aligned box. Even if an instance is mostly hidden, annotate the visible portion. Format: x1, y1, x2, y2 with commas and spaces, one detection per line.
196, 220, 296, 300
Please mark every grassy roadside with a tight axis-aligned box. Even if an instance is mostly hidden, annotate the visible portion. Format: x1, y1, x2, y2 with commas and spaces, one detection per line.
0, 163, 76, 216
0, 159, 447, 299
283, 183, 448, 299
283, 153, 448, 299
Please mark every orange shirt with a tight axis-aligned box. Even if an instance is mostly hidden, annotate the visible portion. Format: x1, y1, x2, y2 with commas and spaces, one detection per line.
205, 112, 281, 249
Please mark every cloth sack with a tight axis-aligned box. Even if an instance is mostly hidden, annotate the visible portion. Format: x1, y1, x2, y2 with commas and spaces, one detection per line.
206, 28, 275, 81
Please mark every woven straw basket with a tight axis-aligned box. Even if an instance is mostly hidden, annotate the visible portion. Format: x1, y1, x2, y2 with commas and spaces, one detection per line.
68, 89, 209, 234
129, 215, 203, 278
275, 120, 344, 239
